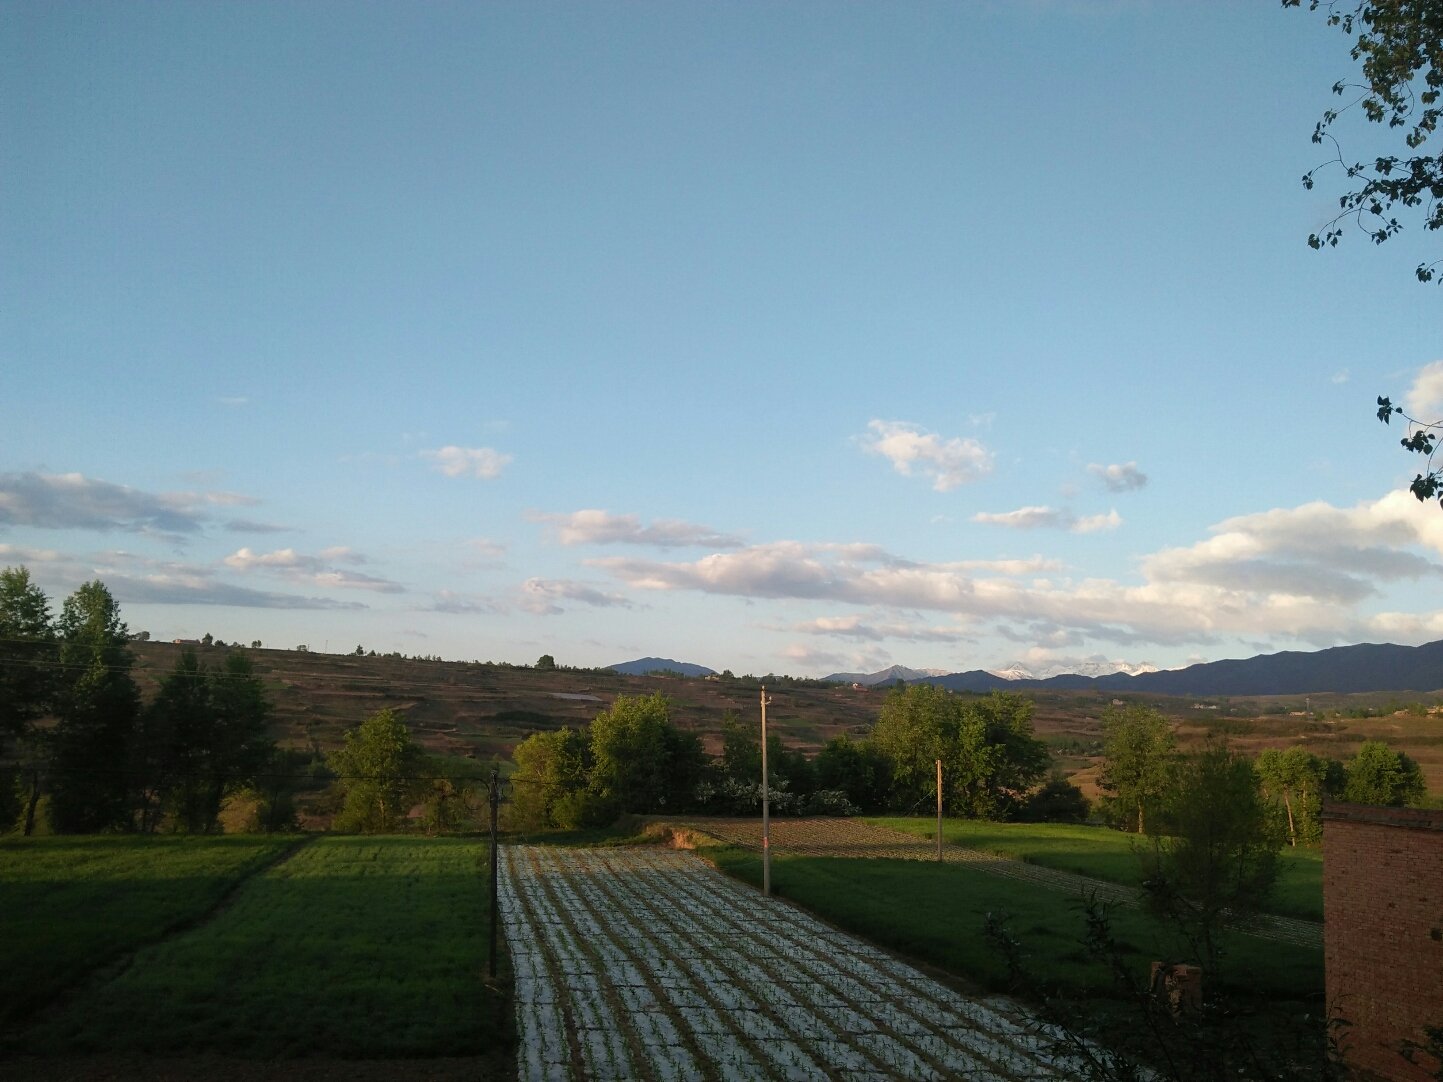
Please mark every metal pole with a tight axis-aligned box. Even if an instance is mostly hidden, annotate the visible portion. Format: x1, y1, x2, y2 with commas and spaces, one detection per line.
488, 767, 500, 978
761, 686, 771, 897
935, 758, 943, 862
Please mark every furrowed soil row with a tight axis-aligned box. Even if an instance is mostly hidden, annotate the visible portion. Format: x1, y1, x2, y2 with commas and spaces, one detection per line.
661, 817, 1322, 950
499, 844, 1089, 1081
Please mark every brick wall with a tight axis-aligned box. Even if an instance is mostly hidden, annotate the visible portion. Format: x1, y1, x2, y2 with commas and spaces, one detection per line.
1324, 802, 1443, 1081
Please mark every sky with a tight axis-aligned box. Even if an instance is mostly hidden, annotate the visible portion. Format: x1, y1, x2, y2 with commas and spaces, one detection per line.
2, 1, 1441, 679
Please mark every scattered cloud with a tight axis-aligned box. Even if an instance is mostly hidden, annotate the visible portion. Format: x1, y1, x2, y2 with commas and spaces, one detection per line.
0, 472, 257, 536
787, 614, 975, 643
518, 578, 635, 615
859, 420, 993, 492
589, 491, 1443, 649
0, 543, 63, 563
223, 518, 292, 534
223, 547, 404, 593
972, 506, 1121, 533
216, 396, 250, 407
1405, 360, 1443, 418
1330, 369, 1350, 385
423, 445, 513, 479
1074, 509, 1122, 534
432, 590, 504, 615
1088, 461, 1148, 492
527, 509, 743, 549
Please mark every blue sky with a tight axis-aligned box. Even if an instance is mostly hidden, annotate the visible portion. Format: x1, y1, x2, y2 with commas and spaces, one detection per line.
3, 1, 1440, 677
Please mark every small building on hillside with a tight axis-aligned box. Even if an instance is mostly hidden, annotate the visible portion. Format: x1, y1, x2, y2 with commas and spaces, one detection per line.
1324, 802, 1443, 1080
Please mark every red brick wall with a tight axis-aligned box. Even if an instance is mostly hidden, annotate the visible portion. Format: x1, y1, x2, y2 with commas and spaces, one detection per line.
1324, 803, 1443, 1081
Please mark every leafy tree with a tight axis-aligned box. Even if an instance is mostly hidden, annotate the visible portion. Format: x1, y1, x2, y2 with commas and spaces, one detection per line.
815, 735, 892, 811
134, 648, 211, 832
587, 693, 674, 819
0, 567, 57, 751
1343, 738, 1427, 804
329, 708, 424, 832
970, 692, 1051, 815
48, 581, 140, 833
1284, 0, 1443, 284
1143, 741, 1281, 966
870, 685, 1045, 818
1255, 745, 1333, 845
535, 653, 556, 671
1098, 704, 1176, 834
508, 728, 592, 830
201, 632, 213, 647
1019, 776, 1091, 823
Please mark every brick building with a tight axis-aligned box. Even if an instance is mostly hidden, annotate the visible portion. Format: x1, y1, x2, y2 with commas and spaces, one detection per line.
1324, 802, 1443, 1081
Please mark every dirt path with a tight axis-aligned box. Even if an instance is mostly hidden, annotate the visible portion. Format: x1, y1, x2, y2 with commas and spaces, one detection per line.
499, 843, 1097, 1081
653, 817, 1322, 950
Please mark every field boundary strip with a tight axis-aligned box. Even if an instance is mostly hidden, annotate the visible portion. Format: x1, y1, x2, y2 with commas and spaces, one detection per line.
499, 842, 1099, 1081
651, 817, 1322, 950
11, 835, 316, 1031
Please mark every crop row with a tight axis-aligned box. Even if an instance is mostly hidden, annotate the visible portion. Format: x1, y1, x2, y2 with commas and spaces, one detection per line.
499, 843, 1091, 1081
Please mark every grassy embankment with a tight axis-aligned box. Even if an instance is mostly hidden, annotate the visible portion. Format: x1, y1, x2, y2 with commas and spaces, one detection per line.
1, 835, 512, 1070
869, 817, 1325, 922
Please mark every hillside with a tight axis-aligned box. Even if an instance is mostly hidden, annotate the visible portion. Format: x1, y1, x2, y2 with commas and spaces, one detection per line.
123, 643, 1443, 793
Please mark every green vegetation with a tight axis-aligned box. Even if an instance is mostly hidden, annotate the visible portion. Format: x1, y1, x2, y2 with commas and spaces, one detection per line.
1142, 741, 1280, 965
1097, 703, 1175, 834
870, 686, 1050, 817
7, 836, 510, 1066
702, 843, 1321, 1002
869, 817, 1323, 921
0, 834, 296, 1027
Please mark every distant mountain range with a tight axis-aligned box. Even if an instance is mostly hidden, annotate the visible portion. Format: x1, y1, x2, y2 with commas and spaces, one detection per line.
820, 665, 951, 686
615, 639, 1443, 696
986, 658, 1160, 682
918, 640, 1443, 697
608, 657, 718, 678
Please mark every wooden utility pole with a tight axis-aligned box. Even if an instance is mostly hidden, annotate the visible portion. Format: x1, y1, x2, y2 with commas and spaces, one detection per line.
936, 759, 943, 862
761, 686, 772, 897
488, 767, 500, 978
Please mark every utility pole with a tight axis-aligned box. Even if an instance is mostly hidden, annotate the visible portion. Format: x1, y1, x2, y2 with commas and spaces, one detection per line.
488, 766, 500, 978
761, 686, 772, 897
936, 759, 943, 862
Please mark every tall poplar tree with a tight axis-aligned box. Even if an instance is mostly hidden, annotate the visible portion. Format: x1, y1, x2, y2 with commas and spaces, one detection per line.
49, 581, 140, 833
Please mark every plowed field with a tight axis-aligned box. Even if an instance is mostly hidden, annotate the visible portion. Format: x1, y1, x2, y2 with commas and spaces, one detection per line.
499, 844, 1093, 1081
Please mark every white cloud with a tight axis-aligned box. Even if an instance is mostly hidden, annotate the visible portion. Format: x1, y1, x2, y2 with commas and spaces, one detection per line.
526, 509, 743, 549
1405, 360, 1443, 418
859, 420, 993, 491
972, 506, 1070, 530
1330, 369, 1350, 385
972, 506, 1121, 533
518, 578, 635, 615
223, 547, 404, 593
1073, 509, 1122, 534
0, 472, 257, 536
1088, 461, 1148, 492
424, 445, 513, 479
788, 614, 975, 643
589, 492, 1443, 649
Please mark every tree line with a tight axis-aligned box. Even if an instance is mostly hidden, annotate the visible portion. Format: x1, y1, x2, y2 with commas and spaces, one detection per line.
508, 684, 1064, 831
1096, 702, 1429, 847
1, 567, 284, 834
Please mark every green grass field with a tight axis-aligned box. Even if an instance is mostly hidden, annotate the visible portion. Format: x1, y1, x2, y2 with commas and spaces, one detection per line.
0, 834, 299, 1027
704, 842, 1323, 1006
869, 817, 1325, 921
5, 836, 512, 1069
